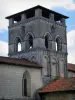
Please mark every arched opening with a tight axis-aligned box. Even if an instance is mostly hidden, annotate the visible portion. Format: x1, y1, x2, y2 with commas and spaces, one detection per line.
18, 40, 21, 52
25, 33, 34, 51
29, 35, 33, 49
45, 35, 48, 49
55, 38, 59, 51
15, 37, 22, 52
44, 32, 52, 49
55, 36, 62, 51
22, 71, 31, 96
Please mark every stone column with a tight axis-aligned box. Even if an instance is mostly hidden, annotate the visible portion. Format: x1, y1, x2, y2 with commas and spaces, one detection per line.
9, 18, 14, 26
49, 13, 54, 21
48, 40, 52, 50
35, 9, 42, 17
52, 41, 56, 50
60, 18, 65, 26
21, 13, 26, 21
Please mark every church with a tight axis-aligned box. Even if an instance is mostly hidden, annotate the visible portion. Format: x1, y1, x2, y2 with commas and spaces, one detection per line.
0, 5, 75, 100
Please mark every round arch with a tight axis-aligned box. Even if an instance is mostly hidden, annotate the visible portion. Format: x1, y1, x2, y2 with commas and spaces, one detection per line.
22, 71, 31, 96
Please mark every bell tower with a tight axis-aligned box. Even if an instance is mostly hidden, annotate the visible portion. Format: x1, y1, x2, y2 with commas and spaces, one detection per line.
6, 5, 68, 81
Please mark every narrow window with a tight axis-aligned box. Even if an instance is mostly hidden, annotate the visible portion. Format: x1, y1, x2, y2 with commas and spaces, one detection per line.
24, 78, 27, 96
55, 37, 62, 51
15, 38, 22, 52
45, 35, 48, 48
55, 42, 58, 51
18, 39, 21, 52
29, 35, 33, 49
56, 38, 59, 51
22, 71, 31, 96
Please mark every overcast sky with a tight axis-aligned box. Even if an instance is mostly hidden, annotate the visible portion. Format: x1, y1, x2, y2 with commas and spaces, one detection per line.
0, 0, 75, 64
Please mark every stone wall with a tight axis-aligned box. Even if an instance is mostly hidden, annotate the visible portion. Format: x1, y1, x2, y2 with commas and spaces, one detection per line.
0, 64, 43, 98
41, 92, 75, 100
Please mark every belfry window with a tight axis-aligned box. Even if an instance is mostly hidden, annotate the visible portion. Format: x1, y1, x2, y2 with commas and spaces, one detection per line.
55, 38, 59, 51
15, 38, 22, 52
18, 41, 21, 52
29, 35, 33, 49
45, 35, 48, 49
55, 37, 62, 51
55, 42, 58, 51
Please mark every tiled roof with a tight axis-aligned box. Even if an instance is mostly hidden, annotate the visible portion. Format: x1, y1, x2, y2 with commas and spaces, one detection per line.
0, 56, 42, 68
39, 77, 75, 93
68, 63, 75, 72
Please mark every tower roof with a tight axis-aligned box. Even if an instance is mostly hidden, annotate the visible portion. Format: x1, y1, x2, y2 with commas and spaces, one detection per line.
6, 5, 69, 20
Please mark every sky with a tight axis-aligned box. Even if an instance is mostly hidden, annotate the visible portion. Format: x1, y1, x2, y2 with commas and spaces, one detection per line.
0, 0, 75, 63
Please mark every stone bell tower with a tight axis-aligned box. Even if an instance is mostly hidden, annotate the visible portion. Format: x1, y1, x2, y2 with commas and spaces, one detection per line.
6, 5, 68, 81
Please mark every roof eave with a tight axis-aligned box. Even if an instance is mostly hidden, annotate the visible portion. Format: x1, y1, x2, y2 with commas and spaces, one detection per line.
5, 5, 69, 19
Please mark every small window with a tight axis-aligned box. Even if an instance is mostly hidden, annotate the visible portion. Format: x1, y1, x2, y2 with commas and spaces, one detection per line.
14, 15, 21, 23
42, 10, 49, 18
26, 10, 35, 19
45, 35, 48, 49
29, 35, 33, 49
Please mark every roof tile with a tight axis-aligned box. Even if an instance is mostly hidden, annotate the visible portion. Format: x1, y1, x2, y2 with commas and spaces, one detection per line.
0, 56, 42, 68
68, 63, 75, 72
39, 77, 75, 93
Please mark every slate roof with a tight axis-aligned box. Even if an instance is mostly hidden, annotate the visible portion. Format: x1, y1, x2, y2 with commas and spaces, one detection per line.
0, 56, 42, 68
68, 63, 75, 72
39, 77, 75, 93
6, 5, 68, 19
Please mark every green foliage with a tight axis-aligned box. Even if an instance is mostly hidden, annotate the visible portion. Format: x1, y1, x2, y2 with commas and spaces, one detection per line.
53, 76, 60, 81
